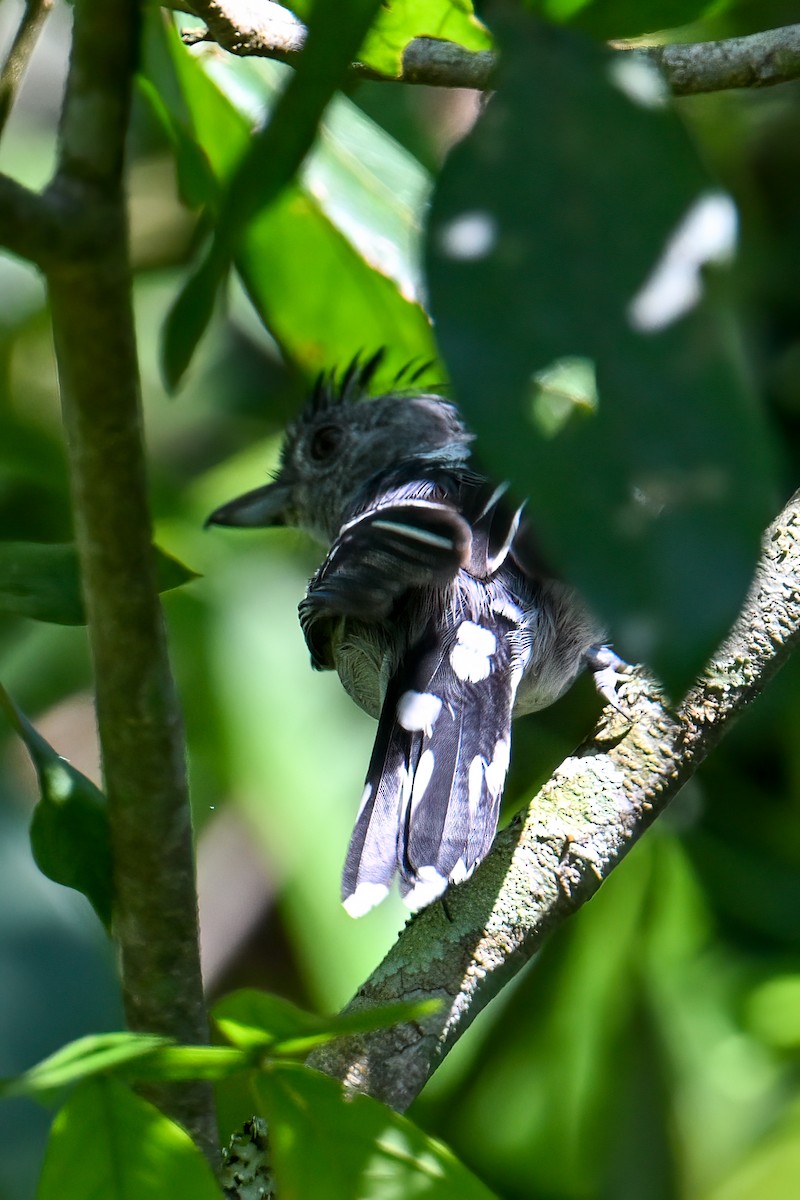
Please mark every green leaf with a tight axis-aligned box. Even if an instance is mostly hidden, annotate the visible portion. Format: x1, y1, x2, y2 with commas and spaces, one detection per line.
238, 190, 436, 381
426, 15, 776, 691
0, 541, 197, 625
703, 1110, 800, 1200
146, 19, 436, 382
36, 1078, 223, 1200
360, 0, 491, 77
1, 1033, 167, 1100
161, 0, 385, 386
213, 988, 440, 1055
0, 683, 114, 928
255, 1061, 498, 1199
162, 245, 227, 393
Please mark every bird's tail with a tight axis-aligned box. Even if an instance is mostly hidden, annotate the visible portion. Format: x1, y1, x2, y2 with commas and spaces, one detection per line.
341, 608, 522, 916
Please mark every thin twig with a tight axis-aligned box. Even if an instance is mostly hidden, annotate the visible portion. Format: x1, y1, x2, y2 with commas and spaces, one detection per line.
177, 3, 800, 96
0, 0, 53, 138
308, 493, 800, 1111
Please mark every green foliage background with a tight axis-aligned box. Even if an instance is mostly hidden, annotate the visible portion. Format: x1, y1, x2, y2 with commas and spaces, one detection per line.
1, 0, 800, 1197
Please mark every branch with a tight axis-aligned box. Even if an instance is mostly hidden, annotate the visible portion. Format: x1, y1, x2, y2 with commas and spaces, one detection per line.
308, 492, 800, 1111
0, 0, 53, 139
651, 24, 800, 95
177, 4, 800, 96
43, 0, 218, 1166
0, 172, 60, 266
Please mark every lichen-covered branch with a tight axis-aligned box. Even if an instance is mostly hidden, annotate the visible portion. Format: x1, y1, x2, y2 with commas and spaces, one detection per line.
651, 23, 800, 95
308, 492, 800, 1112
177, 3, 800, 97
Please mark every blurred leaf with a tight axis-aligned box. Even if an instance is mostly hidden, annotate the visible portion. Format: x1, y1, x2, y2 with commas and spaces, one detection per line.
0, 1034, 166, 1101
213, 988, 440, 1054
162, 245, 227, 393
449, 836, 656, 1195
746, 976, 800, 1049
136, 77, 218, 210
36, 1078, 223, 1200
120, 1045, 247, 1084
0, 541, 197, 625
0, 683, 113, 929
531, 0, 722, 38
161, 0, 385, 386
702, 1106, 800, 1200
427, 14, 776, 691
145, 19, 435, 382
360, 0, 491, 77
255, 1061, 498, 1199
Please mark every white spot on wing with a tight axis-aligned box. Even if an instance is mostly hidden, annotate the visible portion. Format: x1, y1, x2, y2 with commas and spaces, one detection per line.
450, 858, 475, 885
355, 783, 372, 820
628, 192, 738, 333
485, 739, 510, 797
409, 749, 435, 814
450, 621, 497, 682
343, 882, 390, 918
402, 866, 449, 911
397, 690, 443, 734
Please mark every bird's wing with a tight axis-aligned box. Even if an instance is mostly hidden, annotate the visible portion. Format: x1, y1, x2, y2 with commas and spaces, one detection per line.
299, 490, 471, 670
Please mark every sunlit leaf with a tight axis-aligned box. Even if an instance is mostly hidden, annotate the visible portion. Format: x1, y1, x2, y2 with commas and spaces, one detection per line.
255, 1061, 498, 1199
159, 0, 385, 386
360, 0, 491, 77
0, 684, 113, 929
36, 1078, 223, 1199
213, 988, 440, 1054
427, 13, 776, 690
0, 1034, 166, 1101
145, 17, 435, 384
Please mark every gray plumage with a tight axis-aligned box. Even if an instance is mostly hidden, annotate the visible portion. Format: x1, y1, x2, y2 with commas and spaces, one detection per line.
208, 352, 622, 915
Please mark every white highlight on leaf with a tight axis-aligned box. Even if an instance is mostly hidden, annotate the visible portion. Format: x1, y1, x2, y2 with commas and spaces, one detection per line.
343, 882, 390, 918
438, 211, 498, 261
410, 749, 436, 814
403, 865, 449, 911
608, 55, 668, 108
450, 620, 497, 682
397, 690, 443, 734
628, 192, 738, 333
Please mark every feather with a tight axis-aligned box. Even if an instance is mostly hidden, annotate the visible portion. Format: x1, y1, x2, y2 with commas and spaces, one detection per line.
340, 604, 523, 915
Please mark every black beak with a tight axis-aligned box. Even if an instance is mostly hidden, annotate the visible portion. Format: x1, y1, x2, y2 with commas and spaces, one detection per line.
205, 481, 292, 529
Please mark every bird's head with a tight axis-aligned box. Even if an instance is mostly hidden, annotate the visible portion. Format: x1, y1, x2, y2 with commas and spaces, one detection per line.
206, 351, 472, 545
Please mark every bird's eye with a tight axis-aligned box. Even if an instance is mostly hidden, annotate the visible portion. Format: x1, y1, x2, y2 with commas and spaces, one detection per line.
309, 423, 343, 462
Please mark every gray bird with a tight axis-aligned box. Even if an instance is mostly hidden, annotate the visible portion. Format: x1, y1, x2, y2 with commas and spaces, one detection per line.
208, 352, 624, 915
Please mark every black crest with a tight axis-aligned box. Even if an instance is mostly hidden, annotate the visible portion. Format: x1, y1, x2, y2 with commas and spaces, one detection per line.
305, 350, 441, 421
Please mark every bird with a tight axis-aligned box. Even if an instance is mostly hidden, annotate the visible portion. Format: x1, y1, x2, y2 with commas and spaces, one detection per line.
207, 351, 625, 916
